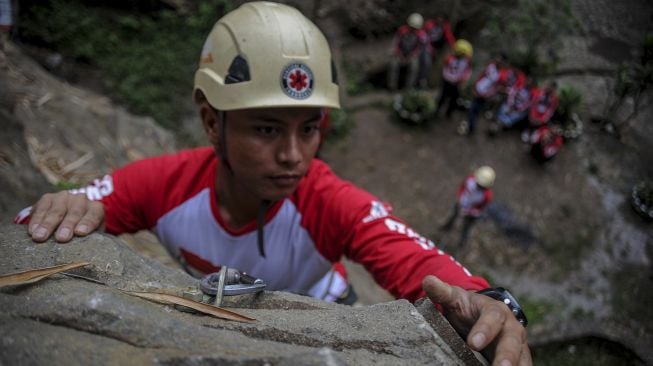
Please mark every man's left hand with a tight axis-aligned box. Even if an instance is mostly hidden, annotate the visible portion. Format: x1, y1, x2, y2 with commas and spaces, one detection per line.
422, 275, 532, 366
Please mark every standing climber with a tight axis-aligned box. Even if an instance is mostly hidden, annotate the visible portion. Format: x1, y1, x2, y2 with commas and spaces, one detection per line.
388, 13, 428, 91
435, 39, 473, 119
440, 166, 495, 248
458, 53, 506, 135
419, 15, 456, 88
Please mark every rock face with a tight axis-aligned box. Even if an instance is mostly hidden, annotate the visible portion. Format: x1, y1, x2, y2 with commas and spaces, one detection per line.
0, 41, 176, 219
0, 224, 483, 366
0, 105, 52, 217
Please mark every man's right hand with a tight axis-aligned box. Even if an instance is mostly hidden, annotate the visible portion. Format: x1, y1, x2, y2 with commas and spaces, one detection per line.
28, 191, 105, 243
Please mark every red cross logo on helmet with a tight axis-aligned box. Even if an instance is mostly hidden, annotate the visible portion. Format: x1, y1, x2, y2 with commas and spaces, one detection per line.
281, 63, 314, 100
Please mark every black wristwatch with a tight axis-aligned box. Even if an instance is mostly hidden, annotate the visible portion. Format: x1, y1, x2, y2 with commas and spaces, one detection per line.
477, 287, 528, 327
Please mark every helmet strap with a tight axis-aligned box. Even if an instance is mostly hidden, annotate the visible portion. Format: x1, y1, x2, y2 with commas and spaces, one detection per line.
256, 200, 271, 257
217, 110, 233, 174
214, 109, 269, 258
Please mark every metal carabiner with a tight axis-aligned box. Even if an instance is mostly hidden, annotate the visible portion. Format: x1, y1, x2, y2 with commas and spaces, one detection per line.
200, 267, 266, 306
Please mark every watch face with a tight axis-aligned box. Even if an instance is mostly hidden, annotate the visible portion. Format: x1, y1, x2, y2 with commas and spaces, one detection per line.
478, 287, 528, 327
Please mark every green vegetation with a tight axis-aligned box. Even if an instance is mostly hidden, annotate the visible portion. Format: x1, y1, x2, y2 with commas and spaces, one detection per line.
633, 180, 653, 207
392, 90, 435, 125
20, 0, 233, 131
601, 34, 653, 135
555, 85, 583, 138
324, 108, 355, 142
482, 0, 581, 77
516, 296, 557, 326
343, 60, 374, 95
55, 180, 81, 190
556, 85, 582, 122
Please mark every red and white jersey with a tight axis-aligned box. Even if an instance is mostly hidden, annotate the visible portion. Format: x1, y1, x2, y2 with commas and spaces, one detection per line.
473, 62, 502, 98
457, 175, 493, 217
394, 25, 429, 59
15, 148, 489, 301
529, 87, 559, 126
499, 68, 526, 95
423, 19, 455, 51
442, 54, 472, 84
530, 126, 563, 159
506, 84, 533, 113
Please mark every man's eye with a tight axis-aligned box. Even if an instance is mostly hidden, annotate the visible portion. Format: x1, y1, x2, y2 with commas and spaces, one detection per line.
256, 126, 279, 136
303, 124, 319, 135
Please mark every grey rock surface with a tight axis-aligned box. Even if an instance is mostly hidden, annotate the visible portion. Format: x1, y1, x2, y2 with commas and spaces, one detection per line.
0, 223, 482, 365
0, 41, 176, 193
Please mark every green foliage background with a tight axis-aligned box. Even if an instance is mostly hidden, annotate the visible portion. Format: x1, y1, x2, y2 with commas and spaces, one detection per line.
482, 0, 581, 77
21, 0, 233, 130
556, 85, 582, 120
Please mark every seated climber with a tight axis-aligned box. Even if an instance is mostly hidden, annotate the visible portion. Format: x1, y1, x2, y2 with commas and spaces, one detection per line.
523, 80, 559, 142
492, 76, 536, 134
529, 124, 564, 163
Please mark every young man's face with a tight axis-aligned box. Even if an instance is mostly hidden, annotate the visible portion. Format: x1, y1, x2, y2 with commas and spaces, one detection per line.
221, 106, 322, 201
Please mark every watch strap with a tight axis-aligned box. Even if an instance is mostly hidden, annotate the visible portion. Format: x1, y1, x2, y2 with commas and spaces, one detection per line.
477, 287, 528, 327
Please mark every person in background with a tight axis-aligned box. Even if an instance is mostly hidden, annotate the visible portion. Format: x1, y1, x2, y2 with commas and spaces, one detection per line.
490, 76, 535, 135
424, 15, 456, 53
17, 3, 531, 365
440, 166, 495, 248
523, 80, 558, 142
387, 13, 428, 91
530, 124, 564, 163
458, 53, 506, 135
435, 39, 473, 119
499, 63, 526, 96
418, 15, 456, 88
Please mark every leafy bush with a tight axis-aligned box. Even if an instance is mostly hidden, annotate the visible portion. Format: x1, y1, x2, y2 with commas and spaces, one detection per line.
392, 90, 435, 125
631, 180, 653, 220
343, 60, 374, 95
325, 108, 354, 141
482, 0, 580, 78
20, 0, 233, 130
557, 85, 582, 121
633, 181, 653, 207
601, 34, 653, 134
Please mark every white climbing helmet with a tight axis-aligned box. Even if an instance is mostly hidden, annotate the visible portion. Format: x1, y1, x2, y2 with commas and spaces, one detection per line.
193, 1, 340, 111
475, 166, 496, 188
407, 13, 424, 29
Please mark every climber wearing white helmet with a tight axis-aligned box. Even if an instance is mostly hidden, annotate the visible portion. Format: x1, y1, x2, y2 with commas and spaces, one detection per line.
18, 3, 530, 365
440, 166, 495, 247
387, 12, 429, 90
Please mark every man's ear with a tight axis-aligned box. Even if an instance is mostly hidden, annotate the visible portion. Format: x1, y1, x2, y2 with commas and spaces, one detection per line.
200, 103, 220, 145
